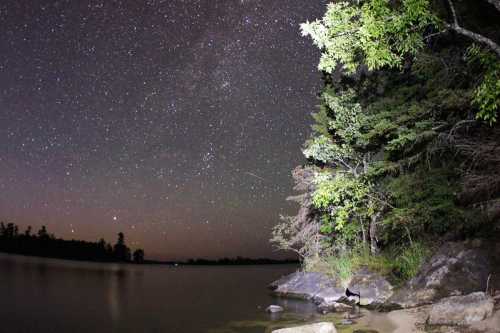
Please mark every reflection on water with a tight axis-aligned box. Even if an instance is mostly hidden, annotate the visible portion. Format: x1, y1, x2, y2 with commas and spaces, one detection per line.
0, 253, 399, 333
0, 253, 300, 333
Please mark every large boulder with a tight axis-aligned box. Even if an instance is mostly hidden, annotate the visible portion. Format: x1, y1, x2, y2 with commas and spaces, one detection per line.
312, 284, 346, 306
270, 272, 343, 301
270, 269, 394, 312
387, 241, 493, 308
427, 292, 494, 326
272, 322, 337, 333
346, 267, 394, 306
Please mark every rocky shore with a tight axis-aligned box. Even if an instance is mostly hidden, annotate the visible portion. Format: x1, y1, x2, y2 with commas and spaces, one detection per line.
268, 240, 500, 333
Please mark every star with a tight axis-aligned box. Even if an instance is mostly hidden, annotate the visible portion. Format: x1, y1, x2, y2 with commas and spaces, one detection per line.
0, 0, 326, 260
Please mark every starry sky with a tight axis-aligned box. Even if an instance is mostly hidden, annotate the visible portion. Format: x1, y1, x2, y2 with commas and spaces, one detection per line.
0, 0, 326, 260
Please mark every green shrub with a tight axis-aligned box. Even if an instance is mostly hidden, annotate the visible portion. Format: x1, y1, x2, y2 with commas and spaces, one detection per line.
351, 245, 394, 276
326, 254, 354, 287
303, 253, 353, 287
393, 242, 431, 281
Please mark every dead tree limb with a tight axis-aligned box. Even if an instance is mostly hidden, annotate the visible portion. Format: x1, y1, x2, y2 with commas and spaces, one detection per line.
484, 0, 500, 12
446, 0, 500, 57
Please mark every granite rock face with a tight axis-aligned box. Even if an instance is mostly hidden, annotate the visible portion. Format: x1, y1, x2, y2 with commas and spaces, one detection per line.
346, 267, 394, 306
387, 241, 493, 308
272, 322, 337, 333
269, 272, 343, 301
270, 269, 394, 312
427, 292, 494, 326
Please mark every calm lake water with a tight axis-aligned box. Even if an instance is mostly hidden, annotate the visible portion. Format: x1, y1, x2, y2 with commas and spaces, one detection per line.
0, 253, 324, 333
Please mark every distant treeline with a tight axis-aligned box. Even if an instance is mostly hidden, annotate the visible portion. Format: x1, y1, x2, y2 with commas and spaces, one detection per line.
182, 257, 298, 265
0, 222, 145, 264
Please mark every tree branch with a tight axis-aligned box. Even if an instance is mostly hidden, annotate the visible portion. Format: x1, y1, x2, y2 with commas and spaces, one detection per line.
423, 29, 449, 41
484, 0, 500, 12
446, 0, 459, 26
446, 0, 500, 57
449, 24, 500, 57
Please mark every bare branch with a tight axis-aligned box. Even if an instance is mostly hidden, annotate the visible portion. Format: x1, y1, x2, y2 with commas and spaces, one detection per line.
446, 0, 459, 26
446, 0, 500, 57
484, 0, 500, 12
447, 119, 477, 140
449, 24, 500, 57
424, 29, 450, 41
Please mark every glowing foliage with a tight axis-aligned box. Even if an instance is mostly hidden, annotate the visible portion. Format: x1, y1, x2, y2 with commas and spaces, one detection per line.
274, 0, 500, 280
302, 0, 499, 123
312, 173, 371, 234
468, 45, 500, 124
301, 0, 437, 74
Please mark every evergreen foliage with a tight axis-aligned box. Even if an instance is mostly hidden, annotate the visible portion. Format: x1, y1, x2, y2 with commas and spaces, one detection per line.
0, 222, 143, 263
301, 0, 500, 123
273, 0, 500, 281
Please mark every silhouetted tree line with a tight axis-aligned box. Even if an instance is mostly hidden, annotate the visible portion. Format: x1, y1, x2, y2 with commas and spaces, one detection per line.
184, 256, 298, 265
0, 222, 145, 264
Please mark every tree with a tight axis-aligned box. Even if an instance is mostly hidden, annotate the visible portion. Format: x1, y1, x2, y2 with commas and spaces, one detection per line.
113, 232, 131, 262
0, 221, 145, 263
301, 0, 500, 123
271, 166, 325, 260
274, 0, 499, 277
5, 223, 15, 238
133, 249, 144, 264
38, 225, 49, 239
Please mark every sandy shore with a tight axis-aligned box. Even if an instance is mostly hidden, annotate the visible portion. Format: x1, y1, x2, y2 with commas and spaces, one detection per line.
359, 304, 500, 333
355, 306, 428, 333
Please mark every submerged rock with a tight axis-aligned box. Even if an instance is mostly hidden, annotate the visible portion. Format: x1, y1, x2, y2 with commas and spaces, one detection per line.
266, 305, 284, 313
387, 241, 493, 309
272, 322, 337, 333
317, 301, 352, 314
344, 311, 364, 320
427, 292, 494, 326
340, 319, 354, 325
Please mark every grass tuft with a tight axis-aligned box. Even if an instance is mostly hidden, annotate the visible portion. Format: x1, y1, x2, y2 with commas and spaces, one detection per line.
304, 242, 431, 285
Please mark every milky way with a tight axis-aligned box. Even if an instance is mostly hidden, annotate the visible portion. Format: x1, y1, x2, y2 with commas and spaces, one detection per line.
0, 0, 326, 260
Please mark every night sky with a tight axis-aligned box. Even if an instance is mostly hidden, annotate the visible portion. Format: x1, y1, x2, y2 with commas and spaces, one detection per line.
0, 0, 326, 260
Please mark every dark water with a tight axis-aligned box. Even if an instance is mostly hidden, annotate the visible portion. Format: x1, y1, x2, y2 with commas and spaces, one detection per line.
0, 253, 322, 333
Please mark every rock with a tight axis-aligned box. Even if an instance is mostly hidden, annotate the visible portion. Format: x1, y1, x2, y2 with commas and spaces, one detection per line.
427, 292, 494, 326
340, 319, 354, 325
266, 305, 284, 313
346, 267, 394, 306
312, 286, 346, 305
387, 241, 493, 308
270, 271, 343, 301
272, 322, 337, 333
317, 301, 352, 314
344, 312, 364, 320
468, 307, 500, 333
270, 269, 393, 309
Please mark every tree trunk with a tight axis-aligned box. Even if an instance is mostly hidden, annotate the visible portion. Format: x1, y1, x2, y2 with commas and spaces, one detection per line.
360, 219, 367, 246
369, 212, 380, 255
